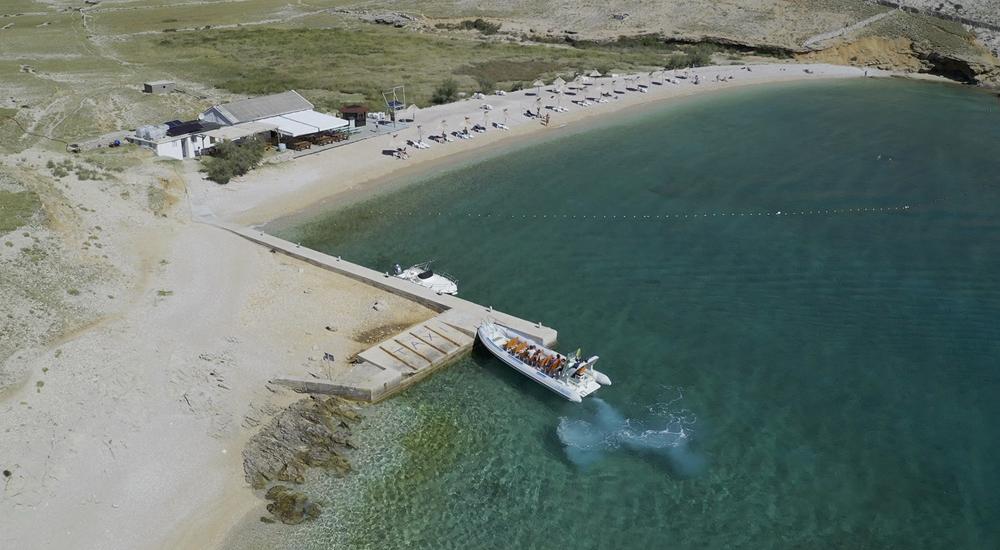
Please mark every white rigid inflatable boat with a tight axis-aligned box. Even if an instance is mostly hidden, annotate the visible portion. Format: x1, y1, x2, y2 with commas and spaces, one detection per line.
477, 321, 611, 403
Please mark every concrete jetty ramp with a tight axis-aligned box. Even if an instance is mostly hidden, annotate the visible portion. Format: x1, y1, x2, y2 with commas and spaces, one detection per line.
218, 223, 557, 402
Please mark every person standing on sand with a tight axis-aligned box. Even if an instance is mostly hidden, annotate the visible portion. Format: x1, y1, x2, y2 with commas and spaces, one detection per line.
545, 113, 550, 126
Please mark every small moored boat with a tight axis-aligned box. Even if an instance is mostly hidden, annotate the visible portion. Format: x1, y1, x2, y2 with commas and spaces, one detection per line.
477, 321, 611, 402
392, 262, 458, 295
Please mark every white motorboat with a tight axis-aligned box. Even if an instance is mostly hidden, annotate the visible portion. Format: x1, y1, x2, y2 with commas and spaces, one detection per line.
392, 262, 458, 295
477, 321, 611, 403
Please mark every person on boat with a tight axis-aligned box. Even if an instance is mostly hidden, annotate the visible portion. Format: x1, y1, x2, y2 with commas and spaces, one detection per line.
547, 355, 557, 372
504, 338, 521, 352
565, 359, 580, 377
550, 356, 563, 374
555, 357, 567, 375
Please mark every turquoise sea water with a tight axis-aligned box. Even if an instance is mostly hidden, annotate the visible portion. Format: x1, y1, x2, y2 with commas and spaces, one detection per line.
258, 79, 1000, 549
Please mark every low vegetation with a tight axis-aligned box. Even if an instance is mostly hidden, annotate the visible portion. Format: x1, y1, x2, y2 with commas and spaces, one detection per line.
436, 18, 502, 35
0, 190, 41, 233
200, 139, 265, 184
0, 189, 41, 233
45, 159, 116, 181
431, 78, 459, 104
127, 22, 697, 110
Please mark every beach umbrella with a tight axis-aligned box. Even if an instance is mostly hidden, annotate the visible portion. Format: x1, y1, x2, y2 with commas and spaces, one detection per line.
588, 69, 602, 78
552, 76, 566, 90
532, 79, 545, 95
417, 124, 423, 142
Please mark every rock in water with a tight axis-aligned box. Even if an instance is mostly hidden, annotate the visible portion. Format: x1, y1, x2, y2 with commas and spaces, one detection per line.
264, 485, 322, 525
243, 396, 360, 491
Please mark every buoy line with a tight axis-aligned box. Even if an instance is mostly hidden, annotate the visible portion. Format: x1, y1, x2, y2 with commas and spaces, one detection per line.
358, 205, 914, 221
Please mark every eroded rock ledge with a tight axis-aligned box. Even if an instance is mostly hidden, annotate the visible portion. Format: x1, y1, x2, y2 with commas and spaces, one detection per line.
243, 396, 361, 523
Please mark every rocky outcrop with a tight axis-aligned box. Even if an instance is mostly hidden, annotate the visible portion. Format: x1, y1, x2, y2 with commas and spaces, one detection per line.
911, 40, 1000, 84
796, 11, 1000, 87
243, 396, 360, 522
263, 485, 323, 525
333, 8, 418, 28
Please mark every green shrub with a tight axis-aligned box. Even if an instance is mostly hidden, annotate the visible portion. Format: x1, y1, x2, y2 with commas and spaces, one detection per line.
430, 78, 459, 105
457, 19, 501, 35
474, 75, 495, 93
200, 138, 265, 184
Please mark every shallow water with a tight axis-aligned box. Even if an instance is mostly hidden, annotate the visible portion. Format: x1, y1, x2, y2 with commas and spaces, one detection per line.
255, 78, 1000, 549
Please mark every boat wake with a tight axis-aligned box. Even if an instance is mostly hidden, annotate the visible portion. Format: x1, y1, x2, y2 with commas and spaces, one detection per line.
556, 389, 704, 476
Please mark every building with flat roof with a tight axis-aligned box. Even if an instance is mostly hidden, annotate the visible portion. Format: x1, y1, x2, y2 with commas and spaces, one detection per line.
200, 90, 349, 139
142, 80, 175, 94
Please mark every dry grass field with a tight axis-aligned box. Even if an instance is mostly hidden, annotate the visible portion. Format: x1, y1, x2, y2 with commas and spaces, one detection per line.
1, 0, 997, 156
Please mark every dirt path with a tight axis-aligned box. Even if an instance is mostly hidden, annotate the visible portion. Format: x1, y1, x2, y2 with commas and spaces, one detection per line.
803, 10, 894, 50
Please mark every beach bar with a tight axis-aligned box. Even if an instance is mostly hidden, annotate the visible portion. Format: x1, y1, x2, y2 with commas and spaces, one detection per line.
339, 104, 369, 127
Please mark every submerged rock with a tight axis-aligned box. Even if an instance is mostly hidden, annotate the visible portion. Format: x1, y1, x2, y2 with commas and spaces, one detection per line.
264, 485, 322, 525
243, 396, 360, 492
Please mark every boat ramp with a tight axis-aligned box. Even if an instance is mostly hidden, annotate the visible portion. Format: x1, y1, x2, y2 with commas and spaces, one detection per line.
216, 223, 557, 402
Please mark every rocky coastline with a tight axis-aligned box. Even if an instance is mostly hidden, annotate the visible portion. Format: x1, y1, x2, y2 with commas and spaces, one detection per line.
243, 396, 362, 524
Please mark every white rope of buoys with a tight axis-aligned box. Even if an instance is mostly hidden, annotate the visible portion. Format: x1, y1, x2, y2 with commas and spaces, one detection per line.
359, 205, 913, 221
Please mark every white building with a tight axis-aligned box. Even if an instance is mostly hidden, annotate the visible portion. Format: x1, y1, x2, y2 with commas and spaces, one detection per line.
131, 90, 348, 159
200, 90, 349, 139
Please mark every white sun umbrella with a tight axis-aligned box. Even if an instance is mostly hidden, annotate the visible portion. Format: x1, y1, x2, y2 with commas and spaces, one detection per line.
552, 76, 566, 91
588, 69, 602, 78
532, 79, 545, 95
416, 124, 423, 143
572, 74, 585, 90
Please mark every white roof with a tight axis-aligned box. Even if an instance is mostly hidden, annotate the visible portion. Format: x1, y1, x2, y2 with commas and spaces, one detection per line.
212, 90, 313, 124
202, 121, 277, 141
259, 110, 349, 137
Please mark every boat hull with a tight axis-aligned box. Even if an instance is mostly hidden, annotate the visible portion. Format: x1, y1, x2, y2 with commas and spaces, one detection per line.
477, 322, 606, 402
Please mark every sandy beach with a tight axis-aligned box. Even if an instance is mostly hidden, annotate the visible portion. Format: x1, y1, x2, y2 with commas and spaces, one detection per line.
2, 62, 923, 550
187, 63, 894, 228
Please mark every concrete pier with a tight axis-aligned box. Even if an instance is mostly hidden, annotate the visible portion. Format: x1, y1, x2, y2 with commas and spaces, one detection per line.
218, 223, 557, 402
